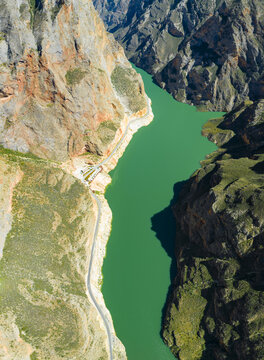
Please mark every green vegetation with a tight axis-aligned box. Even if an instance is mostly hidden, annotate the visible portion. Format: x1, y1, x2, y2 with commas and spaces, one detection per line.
0, 62, 8, 68
167, 100, 264, 359
4, 118, 12, 130
202, 116, 233, 145
51, 0, 64, 22
111, 65, 147, 113
30, 352, 38, 360
65, 68, 87, 86
28, 0, 36, 28
164, 261, 213, 360
96, 67, 105, 74
165, 284, 207, 360
213, 157, 263, 210
198, 113, 264, 246
19, 3, 27, 16
27, 0, 44, 28
99, 120, 118, 132
85, 170, 95, 181
0, 153, 95, 358
0, 145, 42, 162
0, 32, 5, 42
96, 120, 118, 146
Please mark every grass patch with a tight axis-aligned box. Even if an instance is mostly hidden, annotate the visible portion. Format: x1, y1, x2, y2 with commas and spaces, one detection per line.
51, 0, 64, 22
19, 3, 27, 16
202, 117, 224, 136
0, 32, 5, 42
163, 261, 212, 360
4, 118, 12, 130
0, 146, 42, 162
99, 121, 118, 132
0, 159, 95, 357
28, 0, 44, 29
65, 68, 87, 86
96, 121, 119, 146
28, 0, 36, 28
202, 117, 234, 146
111, 65, 147, 113
30, 352, 38, 360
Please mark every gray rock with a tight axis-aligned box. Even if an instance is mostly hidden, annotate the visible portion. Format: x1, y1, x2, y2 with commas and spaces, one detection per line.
94, 0, 264, 111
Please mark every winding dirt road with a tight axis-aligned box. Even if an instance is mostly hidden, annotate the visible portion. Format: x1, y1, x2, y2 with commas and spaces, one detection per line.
86, 97, 152, 360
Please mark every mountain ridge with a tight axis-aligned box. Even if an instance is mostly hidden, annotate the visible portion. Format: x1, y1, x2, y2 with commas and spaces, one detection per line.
94, 0, 264, 111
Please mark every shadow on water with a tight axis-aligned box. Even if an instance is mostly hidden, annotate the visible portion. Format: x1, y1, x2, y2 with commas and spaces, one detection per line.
151, 180, 187, 337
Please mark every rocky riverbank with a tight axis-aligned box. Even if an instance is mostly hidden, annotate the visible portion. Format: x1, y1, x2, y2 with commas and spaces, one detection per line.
162, 100, 264, 360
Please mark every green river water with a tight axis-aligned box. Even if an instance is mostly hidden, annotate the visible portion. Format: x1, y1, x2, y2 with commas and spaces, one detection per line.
102, 66, 223, 360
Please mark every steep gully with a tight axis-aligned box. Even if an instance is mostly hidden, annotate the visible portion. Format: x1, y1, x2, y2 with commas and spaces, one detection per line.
84, 97, 153, 360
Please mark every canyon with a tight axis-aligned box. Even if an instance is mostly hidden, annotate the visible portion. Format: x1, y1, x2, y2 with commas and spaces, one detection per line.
1, 1, 264, 360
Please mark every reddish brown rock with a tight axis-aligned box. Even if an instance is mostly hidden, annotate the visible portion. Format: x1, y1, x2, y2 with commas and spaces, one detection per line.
0, 0, 147, 161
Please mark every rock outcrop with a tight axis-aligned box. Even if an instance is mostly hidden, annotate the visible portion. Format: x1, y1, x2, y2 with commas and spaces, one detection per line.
0, 0, 147, 161
94, 0, 264, 111
163, 100, 264, 360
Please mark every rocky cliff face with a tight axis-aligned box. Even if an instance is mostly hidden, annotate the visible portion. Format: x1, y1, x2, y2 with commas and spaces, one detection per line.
0, 0, 148, 359
0, 0, 147, 161
94, 0, 264, 111
163, 100, 264, 360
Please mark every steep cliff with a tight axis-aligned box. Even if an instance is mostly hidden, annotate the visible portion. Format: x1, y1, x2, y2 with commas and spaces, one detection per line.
163, 100, 264, 360
94, 0, 264, 111
0, 0, 148, 359
0, 0, 147, 161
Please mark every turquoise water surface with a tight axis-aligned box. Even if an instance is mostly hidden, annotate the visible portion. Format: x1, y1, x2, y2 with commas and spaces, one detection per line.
102, 66, 223, 360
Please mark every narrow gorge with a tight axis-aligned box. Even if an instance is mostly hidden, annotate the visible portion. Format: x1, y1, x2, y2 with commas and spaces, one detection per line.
1, 1, 264, 360
101, 65, 223, 359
